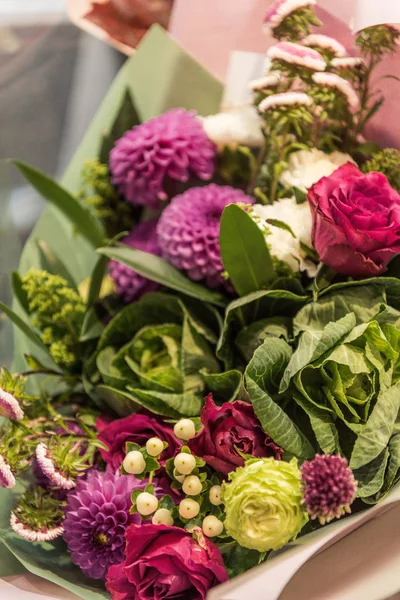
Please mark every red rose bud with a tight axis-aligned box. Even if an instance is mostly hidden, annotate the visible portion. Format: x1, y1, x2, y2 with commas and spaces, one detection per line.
308, 163, 400, 277
188, 394, 283, 476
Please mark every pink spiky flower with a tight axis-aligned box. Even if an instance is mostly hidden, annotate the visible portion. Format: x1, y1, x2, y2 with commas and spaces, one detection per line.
10, 512, 64, 542
312, 72, 360, 110
331, 57, 365, 69
303, 34, 347, 57
268, 41, 326, 71
300, 454, 357, 524
0, 454, 16, 488
35, 443, 75, 490
264, 0, 316, 31
259, 91, 313, 113
0, 387, 24, 421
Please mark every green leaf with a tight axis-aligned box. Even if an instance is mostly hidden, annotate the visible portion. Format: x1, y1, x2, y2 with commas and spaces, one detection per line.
201, 370, 242, 404
96, 347, 130, 388
98, 246, 227, 307
181, 315, 220, 394
12, 160, 105, 248
319, 277, 400, 311
245, 337, 314, 459
35, 240, 78, 289
350, 380, 400, 469
80, 307, 104, 342
0, 301, 51, 358
235, 316, 291, 363
11, 272, 29, 313
87, 255, 109, 308
99, 89, 141, 164
354, 448, 390, 499
219, 204, 275, 297
266, 218, 296, 238
126, 387, 202, 418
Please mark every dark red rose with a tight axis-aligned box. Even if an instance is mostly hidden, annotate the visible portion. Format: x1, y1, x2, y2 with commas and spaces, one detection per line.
308, 163, 400, 277
106, 524, 228, 600
97, 413, 180, 471
188, 394, 283, 476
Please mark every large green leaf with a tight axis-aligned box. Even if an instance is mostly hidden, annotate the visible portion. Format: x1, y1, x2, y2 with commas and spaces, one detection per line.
201, 370, 243, 404
98, 246, 227, 307
181, 315, 220, 393
219, 204, 275, 296
0, 301, 51, 359
319, 277, 400, 310
99, 89, 141, 164
12, 161, 105, 248
35, 240, 78, 289
235, 316, 291, 363
245, 337, 314, 459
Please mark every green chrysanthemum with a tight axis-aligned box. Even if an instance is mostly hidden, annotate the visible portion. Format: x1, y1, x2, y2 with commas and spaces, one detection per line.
222, 457, 308, 552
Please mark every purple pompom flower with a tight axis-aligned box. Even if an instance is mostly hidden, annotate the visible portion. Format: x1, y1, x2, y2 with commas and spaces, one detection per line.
0, 387, 24, 420
63, 470, 161, 580
109, 108, 216, 209
300, 454, 357, 524
109, 218, 161, 303
0, 454, 15, 489
157, 184, 254, 288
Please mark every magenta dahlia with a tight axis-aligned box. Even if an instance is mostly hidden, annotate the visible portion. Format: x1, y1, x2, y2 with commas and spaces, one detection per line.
109, 218, 161, 303
64, 470, 156, 580
109, 108, 216, 209
300, 454, 357, 524
157, 184, 254, 288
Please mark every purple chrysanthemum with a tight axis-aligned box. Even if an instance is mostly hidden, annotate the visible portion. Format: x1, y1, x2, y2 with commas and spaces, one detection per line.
109, 218, 161, 303
0, 454, 15, 488
157, 184, 254, 288
64, 470, 159, 580
300, 454, 357, 524
0, 387, 24, 420
109, 108, 216, 209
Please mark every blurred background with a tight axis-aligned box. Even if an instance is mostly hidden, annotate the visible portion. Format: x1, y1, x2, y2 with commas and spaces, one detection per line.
0, 0, 125, 365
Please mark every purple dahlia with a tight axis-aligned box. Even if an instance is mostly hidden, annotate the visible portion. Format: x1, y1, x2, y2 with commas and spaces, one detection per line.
109, 108, 216, 209
63, 470, 161, 580
157, 184, 254, 288
109, 218, 161, 303
300, 454, 357, 524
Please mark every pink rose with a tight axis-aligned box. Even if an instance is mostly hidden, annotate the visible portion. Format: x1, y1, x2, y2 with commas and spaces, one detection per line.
97, 413, 181, 471
308, 163, 400, 277
106, 524, 228, 600
188, 394, 283, 476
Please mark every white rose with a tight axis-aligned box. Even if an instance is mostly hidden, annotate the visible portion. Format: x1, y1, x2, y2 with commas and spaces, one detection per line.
280, 149, 354, 192
252, 198, 317, 276
201, 107, 264, 148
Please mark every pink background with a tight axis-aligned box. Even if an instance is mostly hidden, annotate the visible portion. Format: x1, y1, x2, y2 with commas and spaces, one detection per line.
169, 0, 400, 149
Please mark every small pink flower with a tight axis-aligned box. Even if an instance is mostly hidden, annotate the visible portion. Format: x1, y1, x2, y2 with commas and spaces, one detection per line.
0, 454, 15, 488
312, 72, 360, 109
259, 91, 313, 113
264, 0, 316, 31
0, 387, 24, 421
249, 73, 281, 91
303, 34, 346, 57
268, 41, 326, 71
10, 512, 64, 542
331, 57, 364, 69
35, 443, 75, 490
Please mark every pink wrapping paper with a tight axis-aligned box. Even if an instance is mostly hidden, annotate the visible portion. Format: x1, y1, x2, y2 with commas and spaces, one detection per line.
169, 0, 400, 149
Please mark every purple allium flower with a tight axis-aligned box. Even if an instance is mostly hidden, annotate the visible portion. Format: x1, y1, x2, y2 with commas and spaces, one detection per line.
157, 184, 254, 288
109, 218, 161, 303
36, 443, 75, 491
300, 454, 357, 524
109, 108, 216, 209
0, 454, 15, 488
64, 470, 156, 580
10, 512, 63, 542
0, 387, 24, 420
264, 0, 316, 31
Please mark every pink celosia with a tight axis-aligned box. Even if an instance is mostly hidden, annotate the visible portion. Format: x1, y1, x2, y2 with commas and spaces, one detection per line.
0, 387, 24, 420
0, 454, 15, 488
259, 91, 313, 113
264, 0, 316, 30
249, 73, 281, 91
303, 34, 346, 57
331, 57, 364, 69
268, 41, 326, 71
35, 443, 75, 490
10, 512, 64, 542
312, 72, 360, 109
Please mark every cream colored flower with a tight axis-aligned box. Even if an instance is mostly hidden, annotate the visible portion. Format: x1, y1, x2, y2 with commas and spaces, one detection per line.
201, 108, 264, 148
280, 148, 354, 192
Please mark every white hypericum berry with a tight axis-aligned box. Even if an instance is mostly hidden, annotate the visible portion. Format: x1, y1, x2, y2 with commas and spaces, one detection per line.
152, 508, 174, 526
182, 475, 202, 496
174, 452, 196, 475
209, 485, 223, 506
123, 450, 146, 475
174, 419, 196, 441
179, 498, 200, 519
202, 515, 224, 537
136, 492, 159, 516
146, 437, 164, 457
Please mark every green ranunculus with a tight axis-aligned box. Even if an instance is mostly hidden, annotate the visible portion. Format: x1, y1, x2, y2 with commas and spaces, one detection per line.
222, 457, 308, 552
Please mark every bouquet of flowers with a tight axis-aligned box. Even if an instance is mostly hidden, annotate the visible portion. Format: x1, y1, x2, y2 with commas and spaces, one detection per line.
1, 2, 400, 598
